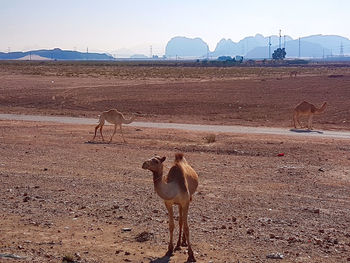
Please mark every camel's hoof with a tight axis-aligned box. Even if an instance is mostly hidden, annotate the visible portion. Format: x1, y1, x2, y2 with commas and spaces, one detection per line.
186, 256, 196, 262
181, 241, 188, 247
165, 250, 173, 257
174, 245, 181, 251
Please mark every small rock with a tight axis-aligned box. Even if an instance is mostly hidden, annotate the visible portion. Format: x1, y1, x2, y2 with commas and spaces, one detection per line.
0, 254, 24, 259
135, 231, 153, 242
314, 237, 322, 245
247, 228, 254, 235
43, 168, 48, 171
318, 167, 325, 172
122, 228, 132, 232
74, 253, 81, 260
23, 196, 30, 202
266, 252, 284, 259
220, 225, 226, 229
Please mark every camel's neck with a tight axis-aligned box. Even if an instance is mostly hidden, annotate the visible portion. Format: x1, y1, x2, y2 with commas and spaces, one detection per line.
152, 170, 179, 200
122, 115, 135, 124
316, 103, 327, 113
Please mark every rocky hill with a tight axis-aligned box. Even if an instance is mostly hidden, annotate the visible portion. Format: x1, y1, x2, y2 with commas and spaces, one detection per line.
0, 48, 114, 60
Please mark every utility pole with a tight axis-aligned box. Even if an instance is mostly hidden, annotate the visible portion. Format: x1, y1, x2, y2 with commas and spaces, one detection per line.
279, 29, 281, 49
340, 42, 344, 57
283, 35, 286, 49
269, 37, 272, 59
86, 47, 89, 60
323, 48, 325, 61
298, 37, 301, 58
150, 45, 153, 58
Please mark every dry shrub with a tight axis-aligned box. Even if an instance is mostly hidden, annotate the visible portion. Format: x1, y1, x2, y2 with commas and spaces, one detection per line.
204, 134, 216, 143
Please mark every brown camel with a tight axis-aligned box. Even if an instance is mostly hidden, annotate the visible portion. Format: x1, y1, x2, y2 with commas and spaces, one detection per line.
293, 101, 327, 129
290, 71, 298, 78
92, 109, 135, 143
142, 153, 199, 262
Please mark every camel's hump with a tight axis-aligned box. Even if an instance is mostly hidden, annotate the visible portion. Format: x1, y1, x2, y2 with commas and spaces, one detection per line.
174, 153, 184, 162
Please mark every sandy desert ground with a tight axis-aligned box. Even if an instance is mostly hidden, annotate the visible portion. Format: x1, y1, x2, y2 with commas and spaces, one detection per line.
1, 61, 350, 263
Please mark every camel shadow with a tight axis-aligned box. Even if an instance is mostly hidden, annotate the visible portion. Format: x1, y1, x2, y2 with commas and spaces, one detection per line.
84, 140, 124, 145
149, 255, 171, 263
289, 128, 323, 134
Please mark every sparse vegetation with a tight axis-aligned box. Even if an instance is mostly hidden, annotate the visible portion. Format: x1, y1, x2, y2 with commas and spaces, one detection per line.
62, 254, 75, 263
204, 134, 216, 143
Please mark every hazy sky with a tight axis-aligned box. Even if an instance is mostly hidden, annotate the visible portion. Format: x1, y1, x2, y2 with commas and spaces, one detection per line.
1, 0, 349, 55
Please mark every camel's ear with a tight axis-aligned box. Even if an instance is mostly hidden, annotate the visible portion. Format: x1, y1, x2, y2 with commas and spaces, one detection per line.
160, 156, 166, 163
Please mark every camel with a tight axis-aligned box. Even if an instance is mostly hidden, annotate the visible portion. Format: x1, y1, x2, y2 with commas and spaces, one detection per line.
293, 101, 327, 130
290, 71, 298, 78
142, 153, 199, 262
92, 109, 135, 143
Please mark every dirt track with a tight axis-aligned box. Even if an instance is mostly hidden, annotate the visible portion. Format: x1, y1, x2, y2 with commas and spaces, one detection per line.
1, 62, 350, 263
2, 113, 350, 139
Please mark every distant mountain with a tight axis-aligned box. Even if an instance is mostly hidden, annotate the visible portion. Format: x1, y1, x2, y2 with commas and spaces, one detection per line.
165, 37, 209, 58
129, 54, 148, 59
246, 40, 331, 59
0, 48, 114, 60
212, 34, 293, 57
166, 34, 349, 59
17, 54, 51, 61
300, 35, 350, 55
211, 39, 238, 57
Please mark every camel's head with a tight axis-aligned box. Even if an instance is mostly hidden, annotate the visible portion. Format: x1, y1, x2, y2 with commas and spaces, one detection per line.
142, 156, 166, 173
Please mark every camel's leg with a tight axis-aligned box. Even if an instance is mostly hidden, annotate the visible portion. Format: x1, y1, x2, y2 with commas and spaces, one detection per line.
308, 115, 313, 130
293, 112, 299, 128
109, 124, 117, 143
119, 125, 126, 142
175, 205, 184, 250
93, 124, 100, 141
295, 114, 302, 128
100, 124, 105, 141
182, 204, 196, 262
165, 202, 174, 257
180, 204, 187, 246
